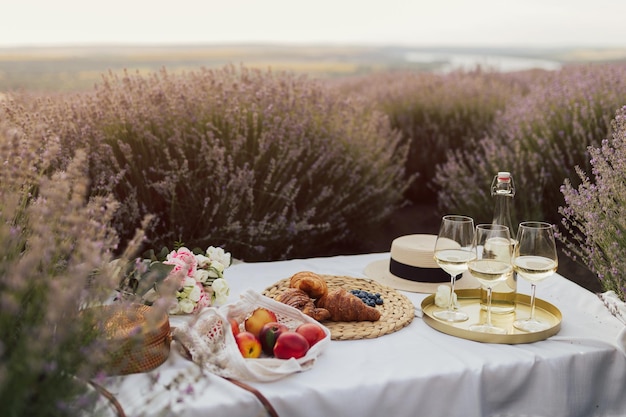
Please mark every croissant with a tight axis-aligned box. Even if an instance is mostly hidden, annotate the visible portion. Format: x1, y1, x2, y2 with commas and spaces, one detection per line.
275, 288, 331, 321
316, 288, 381, 322
289, 271, 328, 299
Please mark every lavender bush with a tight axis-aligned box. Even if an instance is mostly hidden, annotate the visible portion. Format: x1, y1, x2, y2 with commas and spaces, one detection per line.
336, 68, 532, 202
4, 65, 408, 261
559, 106, 626, 300
433, 64, 626, 225
0, 119, 132, 415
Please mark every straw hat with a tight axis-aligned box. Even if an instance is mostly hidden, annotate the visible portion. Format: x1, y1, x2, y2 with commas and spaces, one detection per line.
364, 234, 480, 293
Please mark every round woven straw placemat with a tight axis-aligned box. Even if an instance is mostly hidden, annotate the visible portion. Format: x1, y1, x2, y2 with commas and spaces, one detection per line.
263, 275, 415, 340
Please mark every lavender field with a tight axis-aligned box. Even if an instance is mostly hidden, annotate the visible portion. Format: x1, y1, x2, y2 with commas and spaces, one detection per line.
2, 50, 625, 296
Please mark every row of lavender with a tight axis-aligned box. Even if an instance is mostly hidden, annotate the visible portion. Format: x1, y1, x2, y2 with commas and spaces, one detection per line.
3, 66, 408, 262
349, 65, 626, 299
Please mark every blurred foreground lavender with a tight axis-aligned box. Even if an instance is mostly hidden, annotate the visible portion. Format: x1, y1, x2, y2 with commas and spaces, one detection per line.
0, 119, 130, 415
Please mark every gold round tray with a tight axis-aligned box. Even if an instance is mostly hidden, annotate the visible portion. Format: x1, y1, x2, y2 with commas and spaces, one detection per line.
263, 275, 415, 340
421, 289, 562, 344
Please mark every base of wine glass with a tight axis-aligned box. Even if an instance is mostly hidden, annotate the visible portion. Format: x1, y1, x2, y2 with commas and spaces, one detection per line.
433, 309, 469, 322
468, 323, 507, 334
513, 318, 550, 332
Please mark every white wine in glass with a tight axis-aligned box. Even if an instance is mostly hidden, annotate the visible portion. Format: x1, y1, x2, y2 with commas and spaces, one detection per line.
512, 221, 558, 332
433, 215, 476, 322
468, 224, 513, 334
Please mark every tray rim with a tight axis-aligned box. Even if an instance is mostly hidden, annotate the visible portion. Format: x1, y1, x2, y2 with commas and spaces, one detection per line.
421, 288, 562, 344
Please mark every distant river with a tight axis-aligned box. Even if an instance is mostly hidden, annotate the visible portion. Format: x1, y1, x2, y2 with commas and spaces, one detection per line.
404, 51, 562, 72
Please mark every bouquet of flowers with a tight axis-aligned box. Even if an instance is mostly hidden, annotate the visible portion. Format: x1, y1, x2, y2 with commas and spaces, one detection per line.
118, 245, 232, 315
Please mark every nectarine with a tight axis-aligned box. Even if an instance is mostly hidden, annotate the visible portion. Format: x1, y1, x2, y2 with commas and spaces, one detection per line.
273, 331, 310, 359
295, 322, 326, 347
259, 322, 288, 355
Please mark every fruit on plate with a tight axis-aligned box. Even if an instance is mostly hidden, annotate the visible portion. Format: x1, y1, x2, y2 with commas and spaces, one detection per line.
259, 322, 289, 355
235, 331, 262, 358
273, 331, 310, 359
295, 322, 326, 347
244, 307, 278, 338
229, 318, 240, 336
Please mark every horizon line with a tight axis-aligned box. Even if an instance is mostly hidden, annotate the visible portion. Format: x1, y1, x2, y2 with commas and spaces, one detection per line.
1, 41, 625, 51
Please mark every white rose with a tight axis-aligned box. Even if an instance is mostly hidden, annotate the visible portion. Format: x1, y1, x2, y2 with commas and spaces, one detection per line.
213, 261, 226, 273
211, 278, 230, 305
193, 268, 210, 284
207, 261, 226, 278
195, 254, 211, 269
183, 277, 196, 288
179, 298, 195, 314
435, 285, 458, 308
189, 284, 202, 302
206, 246, 231, 268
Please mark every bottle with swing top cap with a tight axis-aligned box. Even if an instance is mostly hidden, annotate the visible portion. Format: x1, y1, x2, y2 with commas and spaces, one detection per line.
480, 171, 517, 314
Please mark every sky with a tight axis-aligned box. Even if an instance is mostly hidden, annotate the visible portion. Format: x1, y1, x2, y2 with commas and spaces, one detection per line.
1, 0, 625, 48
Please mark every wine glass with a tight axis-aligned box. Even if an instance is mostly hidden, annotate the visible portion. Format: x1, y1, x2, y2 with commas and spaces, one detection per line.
512, 221, 558, 332
433, 215, 476, 322
468, 224, 513, 334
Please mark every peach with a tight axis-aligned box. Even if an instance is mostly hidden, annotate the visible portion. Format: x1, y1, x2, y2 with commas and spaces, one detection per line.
295, 322, 326, 347
229, 318, 240, 337
273, 331, 310, 359
244, 307, 278, 338
234, 331, 262, 358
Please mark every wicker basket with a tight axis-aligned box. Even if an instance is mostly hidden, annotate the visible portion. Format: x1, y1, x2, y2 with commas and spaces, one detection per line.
91, 304, 171, 376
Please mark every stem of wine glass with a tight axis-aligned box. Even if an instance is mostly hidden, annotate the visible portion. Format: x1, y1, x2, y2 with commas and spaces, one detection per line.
448, 274, 456, 311
529, 283, 537, 322
486, 286, 493, 327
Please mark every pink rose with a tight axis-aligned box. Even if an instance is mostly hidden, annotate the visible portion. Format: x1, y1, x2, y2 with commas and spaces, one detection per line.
164, 247, 197, 277
162, 267, 185, 291
193, 283, 211, 312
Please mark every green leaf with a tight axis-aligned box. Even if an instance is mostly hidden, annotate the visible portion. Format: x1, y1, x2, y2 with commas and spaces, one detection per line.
134, 262, 175, 296
157, 246, 170, 261
142, 248, 157, 261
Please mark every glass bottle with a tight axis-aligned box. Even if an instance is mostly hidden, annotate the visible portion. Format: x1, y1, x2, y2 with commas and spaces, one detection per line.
480, 171, 517, 314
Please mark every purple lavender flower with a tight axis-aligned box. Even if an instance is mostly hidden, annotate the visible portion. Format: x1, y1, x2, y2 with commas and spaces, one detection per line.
559, 105, 626, 300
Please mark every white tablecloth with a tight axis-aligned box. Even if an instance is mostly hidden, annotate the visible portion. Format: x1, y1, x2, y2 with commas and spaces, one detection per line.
109, 253, 626, 417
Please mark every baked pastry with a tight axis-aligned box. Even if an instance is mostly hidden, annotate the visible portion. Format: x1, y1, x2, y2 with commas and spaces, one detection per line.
316, 288, 381, 322
275, 288, 331, 321
289, 271, 328, 299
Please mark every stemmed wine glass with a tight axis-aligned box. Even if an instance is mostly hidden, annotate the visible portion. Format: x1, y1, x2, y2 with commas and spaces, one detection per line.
467, 224, 513, 334
433, 215, 476, 322
512, 221, 558, 332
